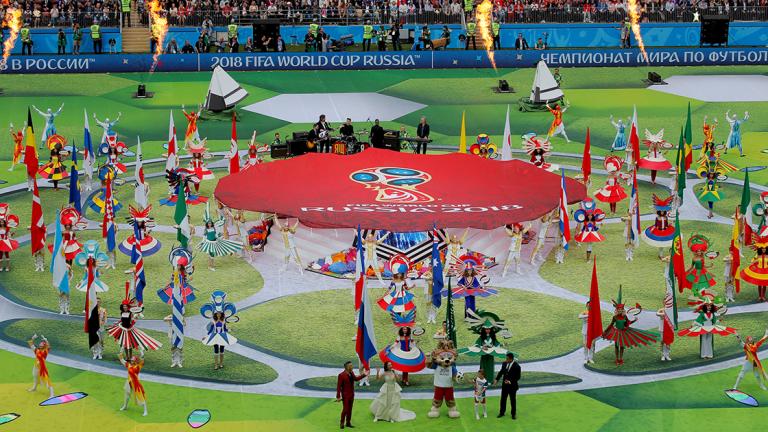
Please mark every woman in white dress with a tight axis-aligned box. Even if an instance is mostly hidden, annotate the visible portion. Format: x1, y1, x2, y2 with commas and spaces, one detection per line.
369, 362, 416, 423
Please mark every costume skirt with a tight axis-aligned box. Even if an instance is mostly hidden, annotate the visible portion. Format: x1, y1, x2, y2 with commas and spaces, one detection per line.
594, 184, 628, 203
602, 326, 658, 348
197, 238, 244, 257
642, 225, 675, 247
107, 324, 162, 351
379, 343, 426, 373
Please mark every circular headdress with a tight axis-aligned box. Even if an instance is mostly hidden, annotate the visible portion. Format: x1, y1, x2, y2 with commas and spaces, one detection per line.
687, 233, 711, 252
59, 207, 83, 227
388, 254, 411, 275
169, 247, 194, 274
46, 134, 67, 150
603, 155, 624, 173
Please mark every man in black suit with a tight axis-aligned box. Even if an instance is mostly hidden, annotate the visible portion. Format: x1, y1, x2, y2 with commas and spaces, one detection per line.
493, 352, 521, 419
415, 116, 430, 154
370, 119, 385, 149
314, 114, 333, 153
514, 33, 529, 50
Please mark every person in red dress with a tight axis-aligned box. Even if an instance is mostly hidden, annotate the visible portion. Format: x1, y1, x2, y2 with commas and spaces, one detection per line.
336, 360, 368, 429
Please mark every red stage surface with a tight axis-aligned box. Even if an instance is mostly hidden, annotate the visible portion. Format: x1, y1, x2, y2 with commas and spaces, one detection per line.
215, 149, 586, 231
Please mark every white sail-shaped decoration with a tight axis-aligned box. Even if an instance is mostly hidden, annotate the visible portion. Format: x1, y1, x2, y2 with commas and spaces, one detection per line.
529, 61, 564, 103
204, 65, 249, 112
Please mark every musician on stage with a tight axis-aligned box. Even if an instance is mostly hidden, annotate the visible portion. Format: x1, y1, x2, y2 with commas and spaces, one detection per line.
314, 114, 333, 153
370, 119, 385, 149
307, 123, 321, 152
272, 132, 282, 146
340, 118, 354, 138
416, 116, 430, 154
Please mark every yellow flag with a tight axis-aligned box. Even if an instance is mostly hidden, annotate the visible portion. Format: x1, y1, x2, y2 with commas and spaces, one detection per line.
458, 111, 466, 153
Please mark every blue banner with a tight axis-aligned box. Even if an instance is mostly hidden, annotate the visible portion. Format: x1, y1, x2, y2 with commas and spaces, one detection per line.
2, 47, 768, 74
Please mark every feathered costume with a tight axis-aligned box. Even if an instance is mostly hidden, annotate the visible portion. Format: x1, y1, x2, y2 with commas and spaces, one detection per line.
197, 202, 243, 257
637, 129, 673, 183
157, 247, 197, 305
200, 291, 240, 347
89, 165, 123, 215
444, 255, 496, 315
642, 194, 676, 247
118, 206, 162, 257
47, 207, 85, 260
458, 309, 511, 381
602, 287, 658, 356
159, 168, 208, 206
107, 287, 163, 352
522, 133, 558, 172
0, 203, 20, 254
37, 135, 70, 182
678, 294, 735, 359
74, 240, 110, 292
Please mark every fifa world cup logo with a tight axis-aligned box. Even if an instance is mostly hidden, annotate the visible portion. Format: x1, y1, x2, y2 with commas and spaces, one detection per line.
350, 167, 435, 203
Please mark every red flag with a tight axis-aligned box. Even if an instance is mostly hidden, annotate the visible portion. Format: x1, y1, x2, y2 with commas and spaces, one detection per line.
30, 180, 46, 255
629, 107, 640, 168
585, 258, 603, 350
229, 112, 240, 175
84, 260, 95, 333
24, 108, 38, 180
671, 213, 686, 292
581, 128, 591, 185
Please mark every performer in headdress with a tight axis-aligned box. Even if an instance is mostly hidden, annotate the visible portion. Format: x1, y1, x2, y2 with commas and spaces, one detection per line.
573, 198, 606, 261
0, 204, 19, 271
198, 202, 243, 271
379, 326, 425, 387
100, 139, 127, 175
8, 122, 25, 171
502, 223, 531, 276
522, 133, 558, 172
545, 102, 570, 142
683, 234, 717, 296
186, 138, 214, 191
358, 230, 390, 285
243, 131, 269, 168
74, 240, 110, 293
118, 352, 148, 416
182, 104, 203, 148
446, 255, 496, 317
247, 214, 273, 253
602, 287, 658, 365
157, 247, 197, 305
594, 155, 629, 213
637, 129, 673, 184
274, 216, 303, 274
200, 291, 239, 370
733, 329, 768, 390
378, 255, 417, 327
37, 135, 69, 190
531, 211, 554, 264
740, 235, 768, 302
609, 115, 629, 152
32, 104, 64, 147
724, 110, 749, 157
93, 112, 122, 148
459, 309, 511, 382
27, 334, 54, 398
642, 194, 676, 259
678, 296, 736, 359
49, 207, 85, 265
108, 286, 162, 358
160, 168, 207, 206
89, 165, 123, 215
754, 192, 768, 238
695, 152, 737, 219
119, 206, 162, 257
446, 228, 468, 269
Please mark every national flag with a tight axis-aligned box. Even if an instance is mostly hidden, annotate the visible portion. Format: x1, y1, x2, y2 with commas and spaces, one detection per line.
50, 212, 70, 295
83, 109, 95, 185
102, 180, 116, 252
629, 106, 640, 168
559, 169, 571, 250
585, 258, 603, 351
69, 142, 81, 214
84, 259, 100, 348
500, 105, 512, 161
171, 270, 185, 350
581, 128, 591, 185
662, 257, 677, 344
23, 109, 38, 181
431, 227, 444, 308
458, 111, 467, 154
740, 170, 754, 244
228, 112, 240, 174
629, 168, 641, 247
674, 127, 686, 204
683, 102, 693, 170
166, 111, 178, 172
671, 213, 686, 292
354, 226, 365, 311
174, 183, 190, 248
131, 223, 147, 305
730, 208, 742, 294
30, 180, 46, 255
445, 277, 457, 348
134, 137, 148, 209
354, 266, 377, 369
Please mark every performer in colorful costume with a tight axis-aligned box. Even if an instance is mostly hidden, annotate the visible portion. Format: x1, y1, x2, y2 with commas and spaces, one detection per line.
683, 234, 717, 296
696, 152, 738, 219
545, 102, 570, 142
0, 203, 19, 271
522, 133, 558, 172
594, 155, 629, 213
678, 296, 736, 359
446, 255, 496, 317
182, 104, 203, 148
378, 255, 417, 326
198, 202, 243, 271
89, 165, 123, 215
100, 138, 128, 175
359, 230, 390, 285
446, 229, 468, 270
74, 240, 110, 293
427, 342, 460, 418
502, 223, 531, 276
609, 115, 629, 151
8, 122, 25, 171
642, 194, 676, 259
275, 217, 303, 274
201, 290, 239, 370
459, 309, 511, 382
733, 330, 768, 390
50, 207, 85, 264
470, 134, 498, 159
109, 286, 162, 358
700, 116, 718, 161
242, 132, 269, 168
379, 326, 425, 386
573, 198, 606, 261
32, 104, 64, 147
754, 192, 768, 238
637, 129, 673, 184
725, 110, 749, 157
27, 334, 54, 398
247, 215, 273, 252
119, 352, 148, 416
119, 205, 162, 257
93, 112, 122, 149
160, 168, 207, 206
740, 235, 768, 302
158, 247, 197, 305
602, 287, 658, 365
186, 138, 214, 191
37, 135, 69, 189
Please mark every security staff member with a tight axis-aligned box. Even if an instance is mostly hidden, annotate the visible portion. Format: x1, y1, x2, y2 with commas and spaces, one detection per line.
20, 23, 32, 55
492, 20, 501, 49
91, 22, 102, 54
389, 24, 401, 51
465, 20, 476, 50
362, 21, 373, 51
228, 19, 239, 52
464, 0, 474, 19
309, 20, 319, 38
121, 0, 131, 26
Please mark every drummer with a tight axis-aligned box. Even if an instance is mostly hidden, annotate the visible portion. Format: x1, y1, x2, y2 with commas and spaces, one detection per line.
315, 114, 333, 153
340, 118, 357, 152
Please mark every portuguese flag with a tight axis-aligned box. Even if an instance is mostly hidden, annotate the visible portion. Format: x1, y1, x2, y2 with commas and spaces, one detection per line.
683, 102, 693, 170
671, 213, 686, 293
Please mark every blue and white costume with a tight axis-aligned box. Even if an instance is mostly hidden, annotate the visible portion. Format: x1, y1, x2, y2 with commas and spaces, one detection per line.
610, 116, 628, 151
725, 110, 749, 156
32, 104, 64, 146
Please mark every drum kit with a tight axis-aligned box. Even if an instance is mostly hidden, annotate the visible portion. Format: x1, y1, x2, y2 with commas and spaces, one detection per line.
330, 129, 370, 155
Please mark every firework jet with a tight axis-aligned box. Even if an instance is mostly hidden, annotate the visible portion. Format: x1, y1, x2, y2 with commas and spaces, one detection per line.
627, 0, 649, 63
1, 8, 22, 65
148, 0, 168, 72
476, 0, 497, 71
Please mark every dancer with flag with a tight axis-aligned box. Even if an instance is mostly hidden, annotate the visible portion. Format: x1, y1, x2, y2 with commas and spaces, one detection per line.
556, 169, 571, 264
174, 181, 191, 249
580, 128, 591, 186
726, 208, 742, 302
83, 243, 103, 360
429, 228, 444, 324
103, 178, 117, 269
134, 138, 149, 209
30, 180, 46, 272
228, 112, 240, 174
657, 258, 678, 361
69, 143, 81, 213
50, 211, 71, 314
580, 258, 602, 365
23, 108, 39, 192
500, 105, 512, 161
671, 213, 686, 292
83, 109, 96, 191
602, 286, 658, 366
165, 111, 179, 172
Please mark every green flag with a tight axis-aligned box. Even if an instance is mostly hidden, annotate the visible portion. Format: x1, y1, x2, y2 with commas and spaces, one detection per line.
740, 169, 751, 215
675, 126, 686, 202
684, 102, 692, 146
445, 277, 457, 348
665, 254, 679, 328
174, 187, 190, 248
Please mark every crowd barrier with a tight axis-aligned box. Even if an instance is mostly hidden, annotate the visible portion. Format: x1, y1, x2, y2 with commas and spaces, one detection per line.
1, 28, 122, 55
2, 47, 768, 74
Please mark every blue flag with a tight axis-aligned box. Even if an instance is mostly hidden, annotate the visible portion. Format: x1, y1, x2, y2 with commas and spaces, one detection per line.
431, 228, 444, 308
69, 142, 81, 213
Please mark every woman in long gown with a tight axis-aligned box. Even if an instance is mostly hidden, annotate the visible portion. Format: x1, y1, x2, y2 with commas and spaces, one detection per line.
369, 362, 416, 423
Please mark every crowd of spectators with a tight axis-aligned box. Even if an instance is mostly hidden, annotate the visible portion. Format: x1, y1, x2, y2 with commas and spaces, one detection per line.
1, 0, 120, 28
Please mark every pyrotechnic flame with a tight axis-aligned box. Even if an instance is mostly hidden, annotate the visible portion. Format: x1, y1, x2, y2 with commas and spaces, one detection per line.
1, 8, 23, 66
148, 0, 168, 72
476, 0, 497, 71
627, 0, 649, 64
